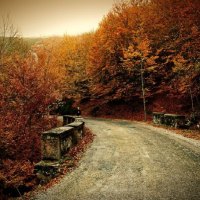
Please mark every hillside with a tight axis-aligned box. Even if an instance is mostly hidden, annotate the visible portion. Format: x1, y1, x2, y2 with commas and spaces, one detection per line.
57, 0, 200, 119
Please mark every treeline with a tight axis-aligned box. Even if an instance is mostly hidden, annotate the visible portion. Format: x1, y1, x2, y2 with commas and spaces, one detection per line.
56, 0, 200, 118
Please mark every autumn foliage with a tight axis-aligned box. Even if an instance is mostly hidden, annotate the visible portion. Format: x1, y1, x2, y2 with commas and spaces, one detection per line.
0, 39, 66, 195
0, 0, 200, 197
56, 0, 200, 117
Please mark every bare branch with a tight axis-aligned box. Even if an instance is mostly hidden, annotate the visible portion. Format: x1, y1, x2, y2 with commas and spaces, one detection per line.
0, 14, 20, 66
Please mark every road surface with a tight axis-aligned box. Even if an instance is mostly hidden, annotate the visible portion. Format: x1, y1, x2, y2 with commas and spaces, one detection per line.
33, 118, 200, 200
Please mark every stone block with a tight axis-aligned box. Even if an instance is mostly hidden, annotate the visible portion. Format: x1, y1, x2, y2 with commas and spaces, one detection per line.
42, 126, 74, 160
153, 112, 165, 124
164, 114, 186, 128
75, 117, 84, 122
67, 122, 85, 144
63, 115, 76, 126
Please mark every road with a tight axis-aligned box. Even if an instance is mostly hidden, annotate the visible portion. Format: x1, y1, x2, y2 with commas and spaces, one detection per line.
33, 118, 200, 200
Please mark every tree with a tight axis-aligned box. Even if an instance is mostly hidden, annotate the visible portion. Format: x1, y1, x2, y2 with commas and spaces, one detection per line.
0, 47, 66, 160
55, 33, 94, 101
123, 35, 151, 121
84, 0, 200, 116
0, 15, 29, 69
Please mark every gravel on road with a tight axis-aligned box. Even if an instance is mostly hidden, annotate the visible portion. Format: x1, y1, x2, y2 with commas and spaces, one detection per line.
33, 118, 200, 200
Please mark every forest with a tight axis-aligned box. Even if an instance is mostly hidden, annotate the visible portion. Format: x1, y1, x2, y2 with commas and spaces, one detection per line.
0, 0, 200, 197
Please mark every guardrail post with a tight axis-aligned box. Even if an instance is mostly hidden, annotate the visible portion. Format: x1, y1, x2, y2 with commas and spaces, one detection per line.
164, 114, 186, 128
152, 112, 165, 124
41, 126, 74, 160
67, 122, 85, 144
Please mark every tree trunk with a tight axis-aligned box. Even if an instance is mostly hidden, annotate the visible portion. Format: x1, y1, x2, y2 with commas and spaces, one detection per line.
141, 60, 147, 121
189, 87, 195, 115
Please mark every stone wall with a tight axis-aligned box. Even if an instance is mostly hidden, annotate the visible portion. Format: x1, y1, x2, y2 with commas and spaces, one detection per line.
35, 116, 85, 179
153, 112, 186, 128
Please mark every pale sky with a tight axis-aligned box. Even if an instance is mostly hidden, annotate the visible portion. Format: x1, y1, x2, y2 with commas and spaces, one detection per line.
0, 0, 116, 37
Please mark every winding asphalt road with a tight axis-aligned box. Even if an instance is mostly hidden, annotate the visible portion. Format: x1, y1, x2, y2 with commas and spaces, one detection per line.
34, 118, 200, 200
